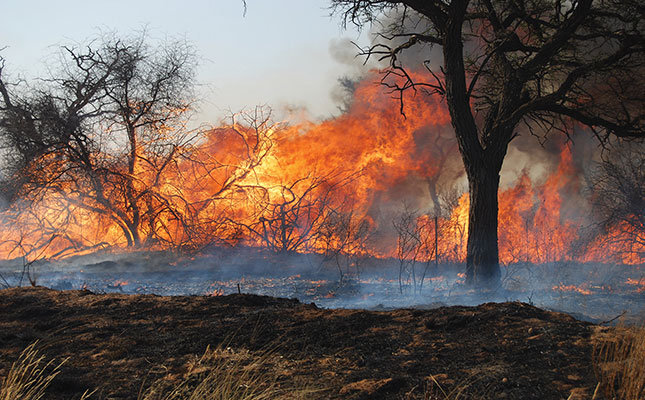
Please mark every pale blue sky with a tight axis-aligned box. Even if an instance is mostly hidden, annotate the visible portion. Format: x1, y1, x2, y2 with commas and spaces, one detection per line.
1, 0, 370, 123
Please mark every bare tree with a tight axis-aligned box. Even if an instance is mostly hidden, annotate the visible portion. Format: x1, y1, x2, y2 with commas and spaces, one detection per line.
393, 201, 459, 295
2, 43, 304, 256
240, 173, 348, 254
319, 203, 373, 282
160, 107, 277, 250
0, 32, 198, 250
588, 141, 645, 261
332, 0, 645, 287
424, 130, 460, 218
393, 203, 423, 294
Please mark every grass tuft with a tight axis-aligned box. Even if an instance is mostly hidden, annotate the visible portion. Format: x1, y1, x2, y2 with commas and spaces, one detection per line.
139, 344, 317, 400
593, 325, 645, 399
0, 342, 67, 400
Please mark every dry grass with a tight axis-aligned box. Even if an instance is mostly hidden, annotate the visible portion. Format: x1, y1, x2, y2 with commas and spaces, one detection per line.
0, 342, 66, 400
1, 341, 315, 400
421, 372, 494, 400
424, 375, 475, 399
593, 325, 645, 399
139, 345, 318, 400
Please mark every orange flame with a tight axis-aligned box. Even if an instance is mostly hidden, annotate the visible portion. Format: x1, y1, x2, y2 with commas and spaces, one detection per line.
0, 70, 642, 266
552, 284, 593, 296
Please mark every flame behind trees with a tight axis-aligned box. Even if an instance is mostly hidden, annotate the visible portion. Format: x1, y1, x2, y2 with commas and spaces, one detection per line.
0, 29, 643, 270
0, 34, 368, 261
331, 0, 645, 287
0, 33, 200, 256
0, 35, 285, 258
588, 142, 645, 263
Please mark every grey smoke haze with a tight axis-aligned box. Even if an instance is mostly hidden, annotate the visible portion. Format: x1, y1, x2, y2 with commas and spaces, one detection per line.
1, 247, 643, 324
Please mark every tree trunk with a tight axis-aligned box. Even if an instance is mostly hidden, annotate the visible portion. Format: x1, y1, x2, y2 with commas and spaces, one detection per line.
426, 177, 442, 218
439, 0, 503, 287
125, 120, 141, 247
118, 223, 135, 247
465, 163, 502, 288
126, 222, 142, 247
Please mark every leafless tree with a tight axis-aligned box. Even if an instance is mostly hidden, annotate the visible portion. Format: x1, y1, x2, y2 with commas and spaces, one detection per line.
2, 42, 301, 256
430, 185, 468, 264
424, 130, 460, 218
331, 0, 645, 287
318, 203, 373, 282
588, 141, 645, 261
393, 199, 459, 295
239, 173, 349, 254
158, 107, 277, 250
0, 32, 198, 250
393, 203, 423, 294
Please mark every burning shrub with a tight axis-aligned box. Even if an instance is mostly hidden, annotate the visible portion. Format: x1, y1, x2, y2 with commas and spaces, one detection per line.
318, 205, 374, 282
0, 31, 199, 256
588, 141, 645, 264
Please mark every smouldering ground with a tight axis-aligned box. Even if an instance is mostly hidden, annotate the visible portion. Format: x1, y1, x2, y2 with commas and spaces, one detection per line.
0, 286, 606, 399
0, 248, 643, 324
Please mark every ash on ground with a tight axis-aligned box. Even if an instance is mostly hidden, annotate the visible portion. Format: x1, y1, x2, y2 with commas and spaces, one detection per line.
0, 247, 642, 324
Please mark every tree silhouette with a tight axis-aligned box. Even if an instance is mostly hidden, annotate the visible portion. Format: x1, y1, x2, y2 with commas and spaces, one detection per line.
331, 0, 644, 287
0, 32, 197, 248
589, 141, 645, 261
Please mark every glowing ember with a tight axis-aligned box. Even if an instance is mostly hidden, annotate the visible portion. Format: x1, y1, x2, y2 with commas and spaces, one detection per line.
207, 288, 225, 297
552, 284, 593, 296
107, 280, 130, 289
625, 278, 645, 293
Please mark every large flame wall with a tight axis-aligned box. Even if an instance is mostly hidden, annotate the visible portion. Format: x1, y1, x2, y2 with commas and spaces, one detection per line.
0, 71, 642, 265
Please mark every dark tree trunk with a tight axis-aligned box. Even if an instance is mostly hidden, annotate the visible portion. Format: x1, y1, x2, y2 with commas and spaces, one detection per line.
119, 224, 135, 247
426, 177, 442, 218
125, 120, 141, 247
465, 164, 502, 287
441, 0, 503, 287
126, 222, 142, 247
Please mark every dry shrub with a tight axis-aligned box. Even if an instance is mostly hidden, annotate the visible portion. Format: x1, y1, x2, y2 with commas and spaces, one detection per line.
593, 325, 645, 399
139, 345, 317, 400
0, 342, 65, 400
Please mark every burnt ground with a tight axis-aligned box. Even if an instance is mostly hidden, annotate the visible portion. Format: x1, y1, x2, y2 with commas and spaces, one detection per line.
0, 287, 608, 399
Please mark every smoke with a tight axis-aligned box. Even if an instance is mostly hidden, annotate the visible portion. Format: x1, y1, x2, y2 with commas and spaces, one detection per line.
2, 247, 642, 324
367, 6, 444, 71
328, 37, 372, 71
328, 37, 374, 113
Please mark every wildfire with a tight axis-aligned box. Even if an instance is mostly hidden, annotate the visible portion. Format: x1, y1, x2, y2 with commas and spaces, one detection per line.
106, 280, 130, 291
207, 288, 225, 297
0, 70, 643, 268
625, 278, 645, 293
552, 284, 593, 296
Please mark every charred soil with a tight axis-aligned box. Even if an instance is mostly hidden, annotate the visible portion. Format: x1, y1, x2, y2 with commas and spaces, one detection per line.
0, 287, 603, 399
